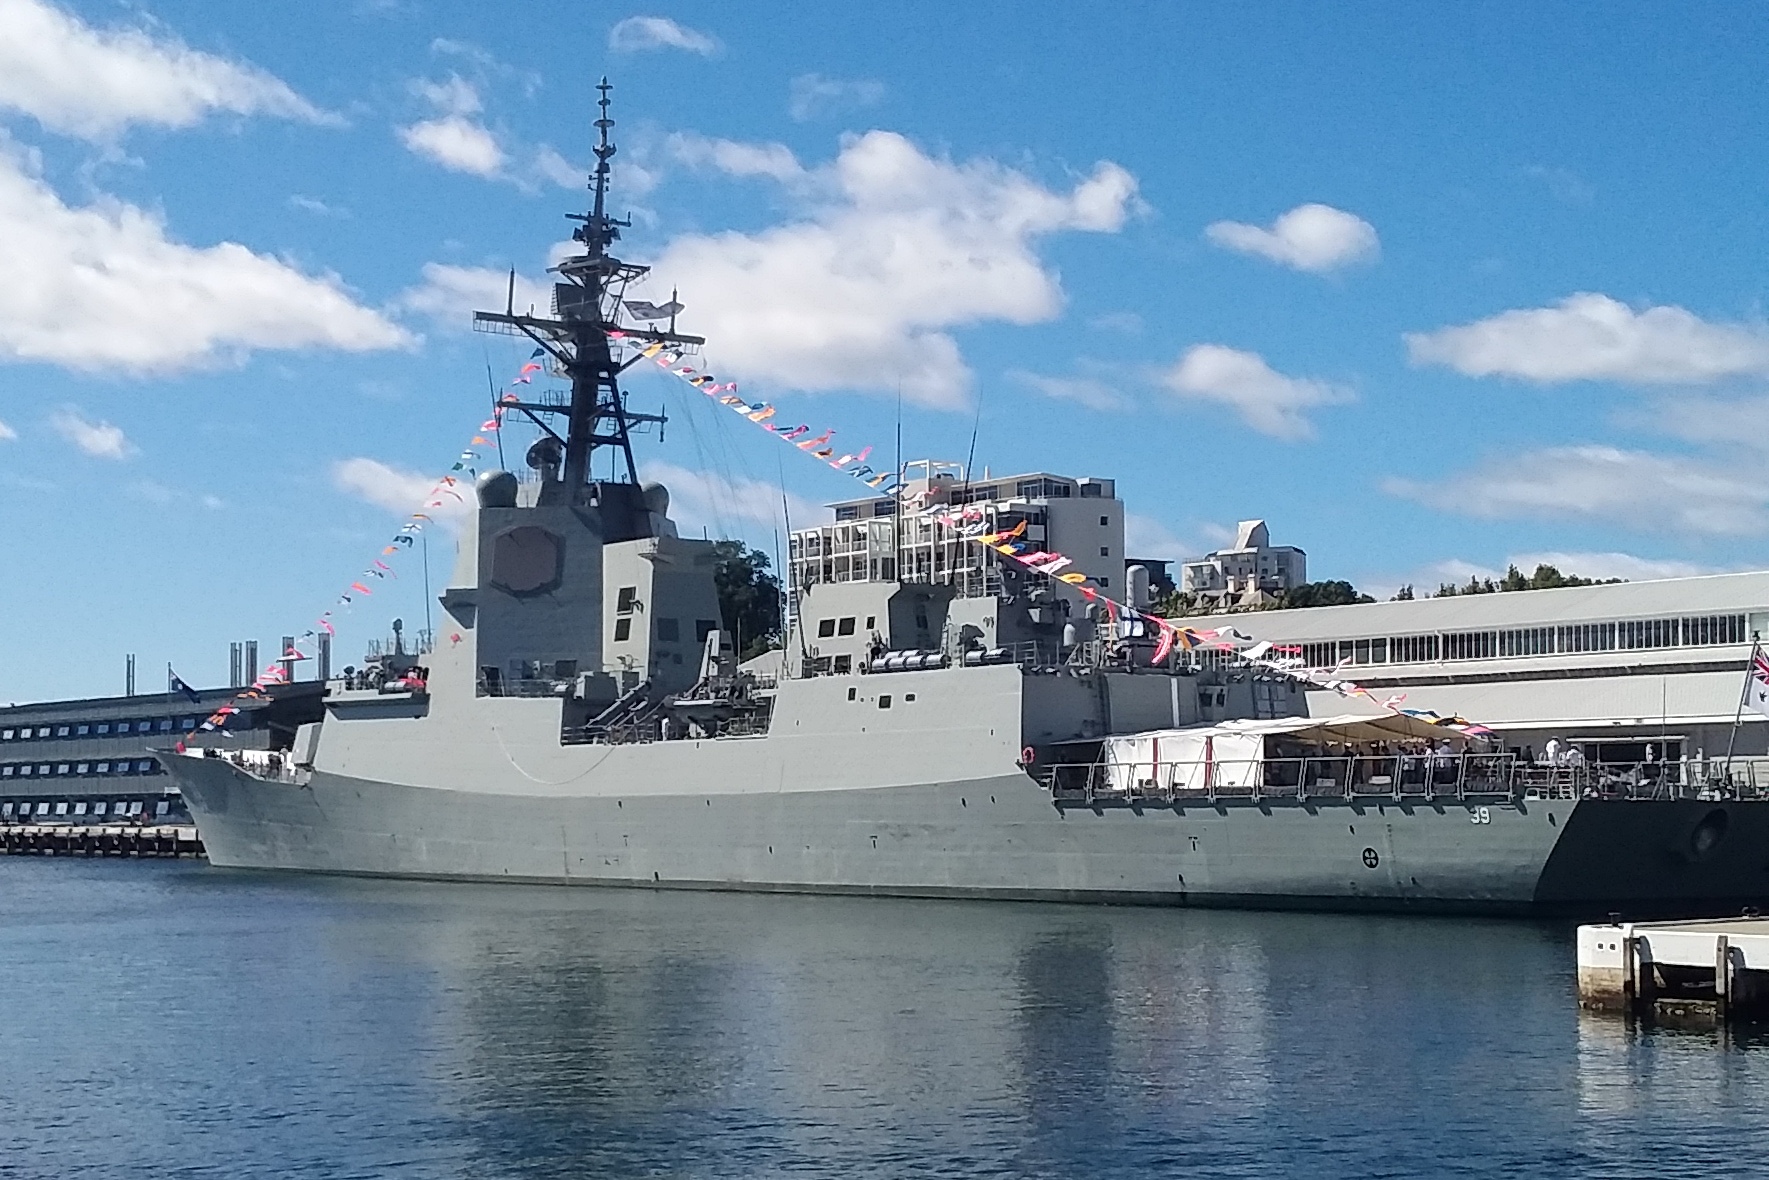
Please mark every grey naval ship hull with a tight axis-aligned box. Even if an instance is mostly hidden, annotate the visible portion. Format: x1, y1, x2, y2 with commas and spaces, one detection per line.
170, 749, 1769, 918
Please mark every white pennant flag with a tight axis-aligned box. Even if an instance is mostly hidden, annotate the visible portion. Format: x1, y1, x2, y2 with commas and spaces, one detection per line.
623, 299, 684, 321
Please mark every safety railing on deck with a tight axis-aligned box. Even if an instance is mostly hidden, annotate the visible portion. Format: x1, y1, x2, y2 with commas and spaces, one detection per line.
1040, 755, 1769, 806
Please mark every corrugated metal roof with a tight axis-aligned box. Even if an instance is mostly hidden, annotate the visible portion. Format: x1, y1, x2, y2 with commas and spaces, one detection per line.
1170, 570, 1769, 641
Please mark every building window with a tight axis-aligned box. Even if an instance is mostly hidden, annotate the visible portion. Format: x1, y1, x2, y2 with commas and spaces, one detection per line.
833, 655, 852, 674
96, 723, 109, 735
76, 724, 89, 737
76, 763, 89, 774
847, 686, 857, 700
834, 505, 859, 521
96, 762, 109, 774
905, 693, 916, 702
696, 620, 718, 643
0, 729, 11, 740
1, 766, 11, 777
55, 726, 69, 738
865, 616, 876, 629
1100, 547, 1110, 557
837, 617, 857, 636
613, 618, 632, 642
656, 617, 680, 642
817, 619, 837, 638
878, 695, 892, 709
616, 586, 638, 614
37, 727, 50, 738
1100, 516, 1109, 526
138, 760, 155, 774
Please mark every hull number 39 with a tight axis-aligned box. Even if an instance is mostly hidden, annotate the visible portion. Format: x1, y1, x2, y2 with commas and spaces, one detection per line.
1470, 807, 1492, 825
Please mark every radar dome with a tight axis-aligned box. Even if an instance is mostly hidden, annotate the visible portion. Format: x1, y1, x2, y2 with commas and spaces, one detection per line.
477, 470, 519, 508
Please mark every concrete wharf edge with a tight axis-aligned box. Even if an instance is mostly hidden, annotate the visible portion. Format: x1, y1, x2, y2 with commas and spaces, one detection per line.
1579, 916, 1769, 1026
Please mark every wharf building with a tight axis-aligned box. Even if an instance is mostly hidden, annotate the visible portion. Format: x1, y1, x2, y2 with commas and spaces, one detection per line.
1180, 520, 1307, 609
0, 677, 323, 824
787, 462, 1126, 675
1167, 572, 1769, 772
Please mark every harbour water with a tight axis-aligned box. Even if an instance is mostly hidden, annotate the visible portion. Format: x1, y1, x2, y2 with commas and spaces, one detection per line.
3, 862, 1767, 1178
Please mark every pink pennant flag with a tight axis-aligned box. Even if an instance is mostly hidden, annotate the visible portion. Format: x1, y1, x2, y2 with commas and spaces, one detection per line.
350, 582, 372, 595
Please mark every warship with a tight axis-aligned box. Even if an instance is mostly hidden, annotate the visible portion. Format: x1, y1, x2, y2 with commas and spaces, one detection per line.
166, 86, 1769, 916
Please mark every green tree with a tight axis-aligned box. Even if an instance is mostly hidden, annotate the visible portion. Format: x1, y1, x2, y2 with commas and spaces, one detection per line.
1281, 580, 1375, 609
1435, 563, 1623, 596
710, 540, 782, 661
1392, 584, 1415, 601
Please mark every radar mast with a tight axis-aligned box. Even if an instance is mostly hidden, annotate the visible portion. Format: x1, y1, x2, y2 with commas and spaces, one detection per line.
472, 78, 702, 501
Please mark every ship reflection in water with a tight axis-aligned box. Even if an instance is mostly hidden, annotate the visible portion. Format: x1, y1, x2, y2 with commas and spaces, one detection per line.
6, 863, 1769, 1178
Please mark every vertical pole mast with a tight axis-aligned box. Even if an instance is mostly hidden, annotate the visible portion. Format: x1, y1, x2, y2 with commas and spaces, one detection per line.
1724, 636, 1758, 785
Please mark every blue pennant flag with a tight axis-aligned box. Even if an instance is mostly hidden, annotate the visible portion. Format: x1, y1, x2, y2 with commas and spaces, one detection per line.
168, 668, 201, 704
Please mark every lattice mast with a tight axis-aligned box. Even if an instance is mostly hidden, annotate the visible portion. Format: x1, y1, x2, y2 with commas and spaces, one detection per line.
473, 78, 702, 498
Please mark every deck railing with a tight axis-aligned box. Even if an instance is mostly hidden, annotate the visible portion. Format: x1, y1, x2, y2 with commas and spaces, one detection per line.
1040, 755, 1769, 805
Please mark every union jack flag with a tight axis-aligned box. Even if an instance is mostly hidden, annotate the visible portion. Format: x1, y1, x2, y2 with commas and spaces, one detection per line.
1747, 643, 1769, 720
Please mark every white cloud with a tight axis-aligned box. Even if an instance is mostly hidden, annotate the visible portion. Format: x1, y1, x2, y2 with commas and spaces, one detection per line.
644, 130, 1139, 409
0, 0, 331, 141
1160, 344, 1351, 440
0, 418, 14, 441
640, 460, 822, 538
1509, 551, 1719, 582
667, 131, 806, 183
1205, 203, 1379, 274
1386, 445, 1769, 536
332, 457, 469, 525
288, 194, 346, 217
400, 116, 504, 176
608, 16, 720, 55
1087, 310, 1143, 335
398, 75, 505, 178
534, 145, 583, 189
1008, 368, 1129, 412
789, 73, 885, 123
1648, 394, 1769, 452
1124, 513, 1195, 562
0, 141, 412, 372
51, 407, 130, 458
1406, 293, 1769, 385
398, 262, 553, 326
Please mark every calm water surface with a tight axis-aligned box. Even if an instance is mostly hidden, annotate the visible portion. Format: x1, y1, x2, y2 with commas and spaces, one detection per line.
1, 859, 1765, 1178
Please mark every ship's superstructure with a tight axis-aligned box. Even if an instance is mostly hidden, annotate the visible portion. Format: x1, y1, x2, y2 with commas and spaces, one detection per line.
163, 85, 1769, 916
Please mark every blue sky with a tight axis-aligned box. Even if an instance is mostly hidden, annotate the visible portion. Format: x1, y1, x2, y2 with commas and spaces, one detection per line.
3, 0, 1769, 702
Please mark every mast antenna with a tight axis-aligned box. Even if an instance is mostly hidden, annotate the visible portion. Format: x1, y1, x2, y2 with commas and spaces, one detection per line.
470, 77, 701, 504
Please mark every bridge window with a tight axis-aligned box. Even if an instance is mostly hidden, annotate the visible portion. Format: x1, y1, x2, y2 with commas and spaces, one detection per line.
817, 619, 837, 638
837, 617, 856, 636
614, 618, 632, 642
616, 586, 638, 614
878, 695, 892, 709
